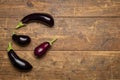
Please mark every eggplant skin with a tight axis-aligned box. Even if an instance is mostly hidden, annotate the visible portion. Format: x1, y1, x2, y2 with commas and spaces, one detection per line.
12, 34, 31, 47
22, 13, 54, 27
8, 50, 32, 71
34, 38, 57, 57
34, 42, 51, 57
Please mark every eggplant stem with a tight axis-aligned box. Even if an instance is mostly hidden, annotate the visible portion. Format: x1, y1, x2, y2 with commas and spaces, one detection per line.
7, 42, 13, 52
49, 38, 57, 45
16, 22, 25, 29
12, 32, 16, 35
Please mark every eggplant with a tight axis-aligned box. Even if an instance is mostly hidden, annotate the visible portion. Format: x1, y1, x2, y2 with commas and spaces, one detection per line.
16, 13, 54, 29
7, 42, 32, 71
12, 33, 31, 46
34, 38, 57, 57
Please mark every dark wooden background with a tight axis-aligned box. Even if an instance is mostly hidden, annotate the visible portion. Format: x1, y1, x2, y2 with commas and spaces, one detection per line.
0, 0, 120, 80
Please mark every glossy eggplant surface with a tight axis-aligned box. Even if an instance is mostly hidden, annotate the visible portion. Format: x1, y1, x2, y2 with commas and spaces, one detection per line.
16, 13, 54, 29
12, 33, 31, 46
34, 38, 57, 57
7, 42, 32, 71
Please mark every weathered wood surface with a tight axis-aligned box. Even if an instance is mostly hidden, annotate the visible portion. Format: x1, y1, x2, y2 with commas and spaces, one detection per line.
0, 51, 120, 80
0, 0, 120, 80
0, 18, 120, 51
0, 0, 119, 17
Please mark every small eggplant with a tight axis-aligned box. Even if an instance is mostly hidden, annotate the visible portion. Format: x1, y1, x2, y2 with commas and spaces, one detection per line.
12, 33, 31, 46
7, 42, 32, 71
16, 13, 54, 29
34, 38, 57, 57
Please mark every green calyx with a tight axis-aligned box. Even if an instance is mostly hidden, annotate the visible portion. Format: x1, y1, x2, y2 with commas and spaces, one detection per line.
12, 32, 16, 35
16, 22, 25, 29
49, 38, 57, 45
7, 42, 13, 52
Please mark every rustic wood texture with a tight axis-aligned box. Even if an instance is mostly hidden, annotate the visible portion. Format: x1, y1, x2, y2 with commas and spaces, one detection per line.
0, 18, 120, 51
0, 0, 120, 80
0, 51, 120, 80
0, 0, 120, 17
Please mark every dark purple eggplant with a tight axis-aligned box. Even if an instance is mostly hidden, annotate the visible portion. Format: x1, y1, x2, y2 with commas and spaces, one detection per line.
34, 38, 57, 57
7, 42, 32, 71
12, 33, 31, 46
16, 13, 54, 29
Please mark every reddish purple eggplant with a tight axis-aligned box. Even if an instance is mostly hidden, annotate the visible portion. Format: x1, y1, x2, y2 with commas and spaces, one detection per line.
12, 33, 31, 46
16, 13, 54, 29
34, 38, 57, 57
7, 42, 32, 71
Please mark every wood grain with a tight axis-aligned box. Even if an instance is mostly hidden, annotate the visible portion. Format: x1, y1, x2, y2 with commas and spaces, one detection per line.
0, 18, 120, 51
78, 0, 120, 17
0, 0, 119, 17
0, 51, 120, 80
0, 0, 120, 80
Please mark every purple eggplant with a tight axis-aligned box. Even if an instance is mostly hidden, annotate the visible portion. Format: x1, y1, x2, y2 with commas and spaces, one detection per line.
34, 38, 57, 57
7, 42, 32, 71
12, 33, 31, 46
16, 13, 54, 29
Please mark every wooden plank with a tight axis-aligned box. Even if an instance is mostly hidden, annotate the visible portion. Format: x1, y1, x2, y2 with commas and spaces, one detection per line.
0, 0, 77, 18
0, 18, 120, 51
76, 0, 120, 17
0, 0, 119, 80
0, 51, 120, 80
110, 56, 120, 79
0, 0, 119, 17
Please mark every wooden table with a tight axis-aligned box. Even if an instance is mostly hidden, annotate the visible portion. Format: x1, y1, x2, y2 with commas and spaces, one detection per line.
0, 0, 120, 80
